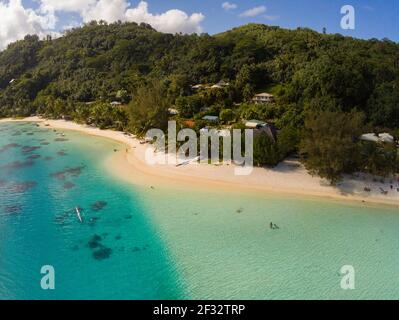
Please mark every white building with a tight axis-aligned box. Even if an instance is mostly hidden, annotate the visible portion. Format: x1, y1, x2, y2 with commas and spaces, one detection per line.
191, 84, 204, 90
252, 93, 274, 104
210, 80, 230, 89
216, 80, 230, 87
202, 116, 219, 122
245, 120, 267, 129
168, 108, 179, 116
379, 133, 395, 144
360, 133, 395, 144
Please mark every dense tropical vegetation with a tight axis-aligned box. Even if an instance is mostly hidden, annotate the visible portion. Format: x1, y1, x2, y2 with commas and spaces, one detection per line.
0, 22, 398, 182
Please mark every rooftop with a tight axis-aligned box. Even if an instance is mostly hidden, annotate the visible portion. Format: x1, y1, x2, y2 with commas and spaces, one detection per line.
254, 93, 274, 98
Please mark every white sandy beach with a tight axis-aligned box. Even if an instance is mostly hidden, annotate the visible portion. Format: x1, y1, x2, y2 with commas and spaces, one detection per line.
2, 117, 399, 207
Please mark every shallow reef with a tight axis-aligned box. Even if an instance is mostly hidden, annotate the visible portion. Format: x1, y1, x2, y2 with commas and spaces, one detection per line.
26, 154, 41, 160
57, 150, 68, 156
0, 143, 21, 153
92, 247, 112, 260
88, 234, 103, 249
21, 146, 41, 154
9, 181, 38, 193
2, 205, 23, 215
63, 182, 76, 189
87, 234, 113, 261
1, 160, 35, 171
91, 201, 108, 212
50, 165, 85, 180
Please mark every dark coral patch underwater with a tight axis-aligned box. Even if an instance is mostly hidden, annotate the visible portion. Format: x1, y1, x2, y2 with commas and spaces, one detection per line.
0, 143, 21, 153
9, 181, 38, 193
87, 234, 113, 261
2, 205, 23, 215
93, 247, 112, 260
63, 182, 76, 189
0, 160, 35, 171
50, 165, 85, 180
57, 150, 68, 156
91, 201, 108, 212
26, 154, 41, 160
21, 146, 41, 154
88, 234, 103, 249
54, 211, 72, 226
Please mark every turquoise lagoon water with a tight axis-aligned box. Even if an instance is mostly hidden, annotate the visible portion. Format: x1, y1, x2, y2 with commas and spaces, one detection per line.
0, 122, 399, 300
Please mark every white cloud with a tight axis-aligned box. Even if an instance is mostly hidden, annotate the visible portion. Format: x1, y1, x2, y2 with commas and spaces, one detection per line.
239, 5, 267, 18
222, 2, 237, 11
40, 0, 96, 14
41, 0, 205, 34
0, 0, 56, 50
83, 0, 128, 23
0, 0, 205, 50
125, 1, 204, 34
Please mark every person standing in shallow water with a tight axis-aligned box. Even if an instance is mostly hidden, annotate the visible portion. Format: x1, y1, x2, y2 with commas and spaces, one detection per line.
270, 222, 280, 230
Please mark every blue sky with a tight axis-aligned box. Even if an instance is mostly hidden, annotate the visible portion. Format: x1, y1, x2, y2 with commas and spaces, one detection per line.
16, 0, 399, 43
146, 0, 398, 40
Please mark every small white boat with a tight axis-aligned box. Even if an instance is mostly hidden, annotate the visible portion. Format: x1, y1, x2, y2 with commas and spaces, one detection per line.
75, 207, 83, 223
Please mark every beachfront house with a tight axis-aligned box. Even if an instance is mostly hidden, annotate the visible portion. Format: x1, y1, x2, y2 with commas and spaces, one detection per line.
245, 120, 268, 129
210, 80, 230, 90
360, 133, 395, 144
168, 108, 179, 116
379, 133, 395, 144
216, 80, 230, 87
202, 115, 219, 123
191, 84, 204, 90
245, 120, 277, 142
252, 93, 274, 104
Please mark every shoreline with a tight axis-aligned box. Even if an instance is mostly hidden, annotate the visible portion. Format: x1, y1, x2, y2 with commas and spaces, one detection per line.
2, 116, 399, 208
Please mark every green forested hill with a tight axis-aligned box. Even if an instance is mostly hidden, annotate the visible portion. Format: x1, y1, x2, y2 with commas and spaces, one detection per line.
1, 21, 398, 181
0, 21, 398, 129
